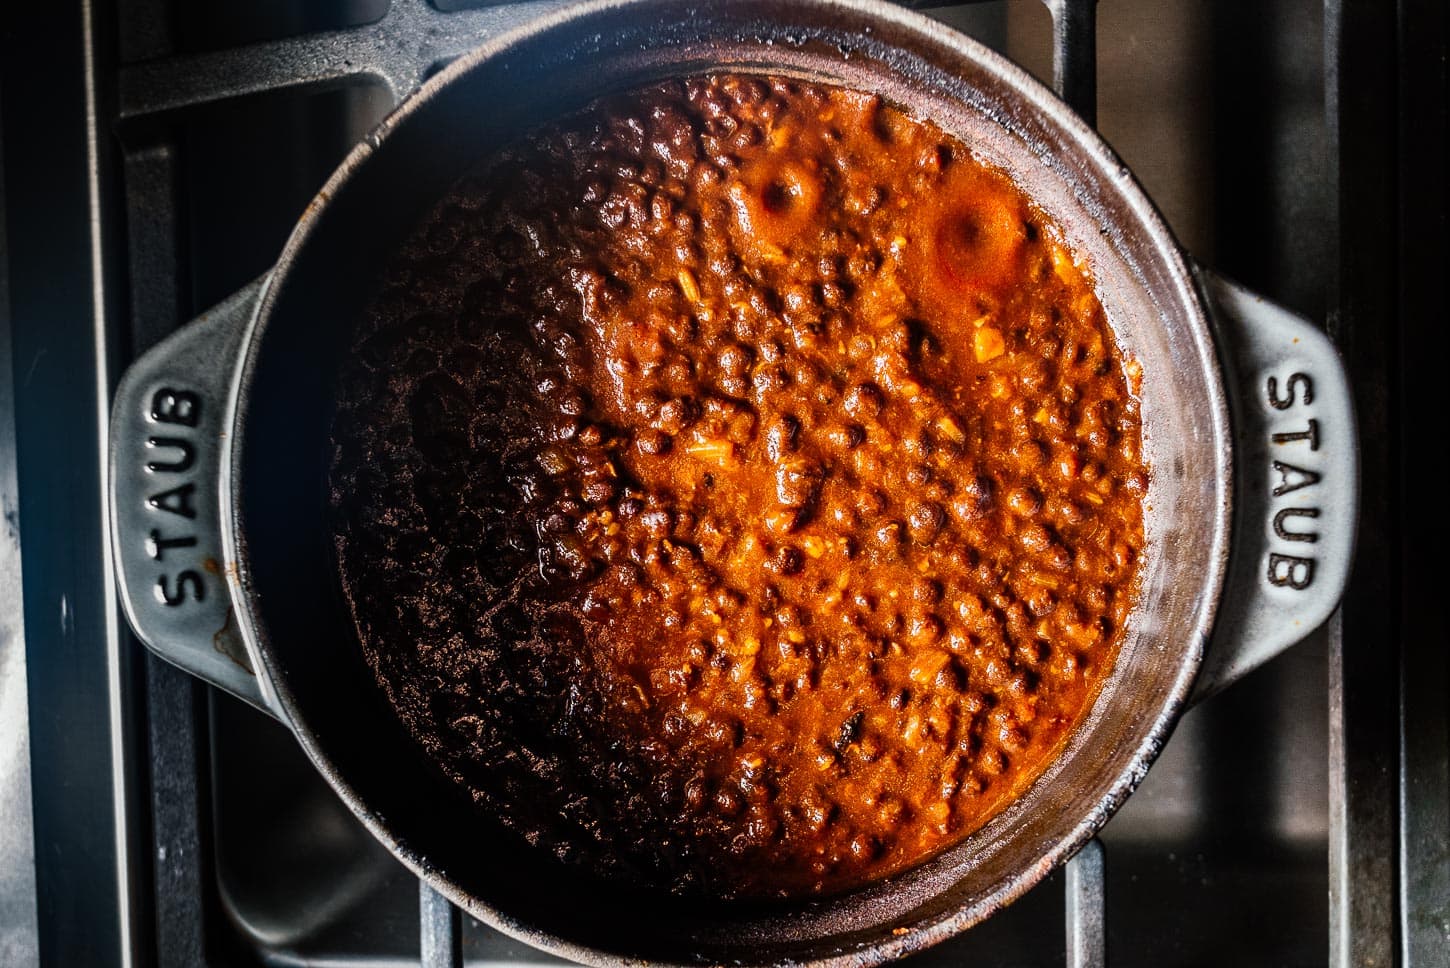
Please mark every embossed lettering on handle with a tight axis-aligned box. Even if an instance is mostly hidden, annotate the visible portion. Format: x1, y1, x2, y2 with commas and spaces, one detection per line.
1191, 268, 1359, 703
109, 277, 279, 716
144, 386, 210, 607
1264, 371, 1324, 590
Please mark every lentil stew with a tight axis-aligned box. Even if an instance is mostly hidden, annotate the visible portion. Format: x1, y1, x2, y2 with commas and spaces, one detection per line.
328, 74, 1147, 899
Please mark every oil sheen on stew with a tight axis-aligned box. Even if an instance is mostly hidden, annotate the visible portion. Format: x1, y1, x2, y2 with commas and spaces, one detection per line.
329, 74, 1147, 899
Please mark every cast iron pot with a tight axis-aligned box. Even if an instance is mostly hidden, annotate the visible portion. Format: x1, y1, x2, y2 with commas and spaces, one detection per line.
108, 0, 1358, 963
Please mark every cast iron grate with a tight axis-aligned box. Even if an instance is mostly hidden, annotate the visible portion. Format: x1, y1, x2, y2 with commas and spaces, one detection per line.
14, 0, 1439, 964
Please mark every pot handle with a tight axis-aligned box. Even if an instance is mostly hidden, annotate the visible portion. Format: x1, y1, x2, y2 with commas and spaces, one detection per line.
1189, 265, 1359, 703
109, 277, 281, 718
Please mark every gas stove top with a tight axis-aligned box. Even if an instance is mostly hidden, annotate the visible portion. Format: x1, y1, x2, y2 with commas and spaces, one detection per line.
2, 1, 1445, 966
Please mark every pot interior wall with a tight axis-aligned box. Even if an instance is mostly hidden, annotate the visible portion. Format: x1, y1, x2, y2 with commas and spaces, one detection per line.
235, 1, 1230, 963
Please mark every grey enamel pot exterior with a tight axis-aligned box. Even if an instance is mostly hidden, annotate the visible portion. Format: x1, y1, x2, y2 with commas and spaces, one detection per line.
106, 1, 1359, 964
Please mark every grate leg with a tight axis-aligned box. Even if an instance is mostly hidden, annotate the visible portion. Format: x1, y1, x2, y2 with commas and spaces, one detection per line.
420, 882, 464, 968
1065, 837, 1106, 968
1041, 0, 1098, 124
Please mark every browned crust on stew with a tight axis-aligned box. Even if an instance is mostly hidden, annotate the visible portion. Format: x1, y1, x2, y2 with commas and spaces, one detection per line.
329, 74, 1146, 899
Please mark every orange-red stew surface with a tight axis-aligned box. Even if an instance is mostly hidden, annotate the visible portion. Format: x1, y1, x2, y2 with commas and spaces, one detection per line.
329, 74, 1146, 898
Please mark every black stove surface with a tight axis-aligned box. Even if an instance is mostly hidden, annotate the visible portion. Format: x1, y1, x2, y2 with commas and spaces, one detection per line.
1, 1, 1445, 966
